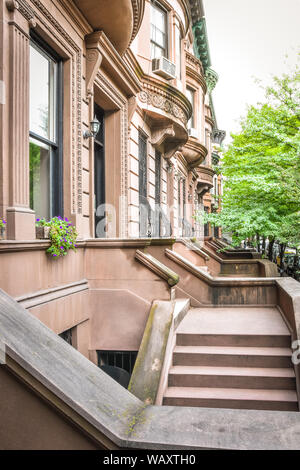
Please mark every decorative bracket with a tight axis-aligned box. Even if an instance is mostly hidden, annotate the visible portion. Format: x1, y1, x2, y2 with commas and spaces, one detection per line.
85, 32, 103, 100
6, 0, 36, 27
151, 124, 175, 148
128, 96, 137, 127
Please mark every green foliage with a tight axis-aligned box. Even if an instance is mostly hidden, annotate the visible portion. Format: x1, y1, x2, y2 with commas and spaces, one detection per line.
199, 66, 300, 247
36, 216, 78, 258
0, 218, 6, 229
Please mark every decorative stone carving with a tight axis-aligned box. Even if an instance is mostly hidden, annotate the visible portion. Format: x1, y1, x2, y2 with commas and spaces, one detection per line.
192, 19, 211, 70
139, 89, 188, 126
213, 129, 226, 145
128, 96, 137, 126
6, 0, 36, 27
130, 0, 145, 46
6, 0, 19, 11
151, 125, 175, 147
205, 67, 219, 93
85, 32, 103, 99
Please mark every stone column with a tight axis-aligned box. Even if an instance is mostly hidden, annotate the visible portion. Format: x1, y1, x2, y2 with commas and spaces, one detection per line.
5, 2, 36, 239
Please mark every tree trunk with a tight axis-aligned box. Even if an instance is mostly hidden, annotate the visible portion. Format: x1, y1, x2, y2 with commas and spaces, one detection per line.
279, 243, 286, 276
262, 236, 266, 257
268, 238, 274, 261
256, 233, 260, 252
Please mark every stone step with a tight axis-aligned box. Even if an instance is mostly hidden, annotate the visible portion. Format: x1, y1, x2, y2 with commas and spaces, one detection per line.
168, 365, 296, 390
176, 333, 291, 348
163, 386, 298, 411
173, 345, 293, 368
177, 307, 291, 339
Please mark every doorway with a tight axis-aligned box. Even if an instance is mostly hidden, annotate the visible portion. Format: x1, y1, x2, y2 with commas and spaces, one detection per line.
94, 104, 105, 238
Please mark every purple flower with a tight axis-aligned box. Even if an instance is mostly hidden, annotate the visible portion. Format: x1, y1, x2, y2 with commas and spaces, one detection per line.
53, 254, 57, 257
60, 246, 64, 250
65, 218, 69, 222
36, 218, 40, 222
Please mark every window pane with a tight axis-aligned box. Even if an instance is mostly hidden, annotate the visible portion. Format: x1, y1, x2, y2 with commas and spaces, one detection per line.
186, 88, 194, 128
30, 43, 57, 141
29, 138, 51, 220
151, 2, 167, 59
175, 25, 181, 79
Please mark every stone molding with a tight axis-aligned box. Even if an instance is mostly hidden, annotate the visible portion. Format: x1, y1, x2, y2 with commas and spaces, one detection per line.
85, 32, 103, 99
135, 250, 179, 287
130, 0, 145, 46
185, 50, 207, 92
182, 136, 208, 167
6, 0, 36, 27
139, 84, 191, 127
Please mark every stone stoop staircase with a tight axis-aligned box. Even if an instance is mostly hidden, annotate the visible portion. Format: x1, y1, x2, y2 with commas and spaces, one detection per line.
163, 307, 299, 411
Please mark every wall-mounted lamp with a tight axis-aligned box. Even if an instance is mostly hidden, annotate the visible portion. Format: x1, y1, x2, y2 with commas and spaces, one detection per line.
166, 163, 174, 174
83, 116, 100, 139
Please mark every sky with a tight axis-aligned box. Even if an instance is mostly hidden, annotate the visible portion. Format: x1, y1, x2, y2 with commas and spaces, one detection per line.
203, 0, 300, 145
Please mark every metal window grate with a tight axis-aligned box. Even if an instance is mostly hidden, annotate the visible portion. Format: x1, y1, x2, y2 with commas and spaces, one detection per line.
59, 328, 72, 346
97, 350, 138, 376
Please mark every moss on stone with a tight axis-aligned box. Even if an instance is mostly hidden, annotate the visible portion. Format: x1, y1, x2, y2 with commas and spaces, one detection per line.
128, 301, 174, 404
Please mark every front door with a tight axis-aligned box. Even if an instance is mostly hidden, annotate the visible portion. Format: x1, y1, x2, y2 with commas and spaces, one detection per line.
94, 104, 105, 238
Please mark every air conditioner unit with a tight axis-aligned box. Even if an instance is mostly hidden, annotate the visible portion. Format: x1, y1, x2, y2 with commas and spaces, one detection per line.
188, 128, 198, 139
152, 57, 176, 80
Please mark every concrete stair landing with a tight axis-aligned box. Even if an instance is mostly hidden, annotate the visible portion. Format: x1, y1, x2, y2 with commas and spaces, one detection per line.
163, 307, 298, 412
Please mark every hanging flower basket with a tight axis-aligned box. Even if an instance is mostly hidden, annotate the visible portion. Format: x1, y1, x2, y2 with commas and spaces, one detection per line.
35, 217, 78, 258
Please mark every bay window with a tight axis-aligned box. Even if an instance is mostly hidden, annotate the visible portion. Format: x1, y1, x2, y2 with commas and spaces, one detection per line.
175, 24, 181, 79
186, 87, 195, 129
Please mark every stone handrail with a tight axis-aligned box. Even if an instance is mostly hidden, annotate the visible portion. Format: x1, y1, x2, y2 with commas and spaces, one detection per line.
128, 299, 190, 405
135, 250, 179, 287
1, 286, 300, 449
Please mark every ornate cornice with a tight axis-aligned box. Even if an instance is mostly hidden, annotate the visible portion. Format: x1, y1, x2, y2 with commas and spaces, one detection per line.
92, 31, 141, 98
189, 0, 205, 24
205, 67, 218, 93
192, 18, 211, 70
130, 0, 145, 46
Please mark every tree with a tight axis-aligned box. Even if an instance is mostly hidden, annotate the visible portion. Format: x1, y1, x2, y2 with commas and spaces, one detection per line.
201, 66, 300, 255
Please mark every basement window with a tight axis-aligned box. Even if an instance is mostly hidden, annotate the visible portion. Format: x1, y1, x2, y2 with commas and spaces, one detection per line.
97, 350, 138, 376
59, 328, 73, 346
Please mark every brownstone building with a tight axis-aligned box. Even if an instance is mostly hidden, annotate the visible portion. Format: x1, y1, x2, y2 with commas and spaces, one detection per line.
1, 0, 299, 451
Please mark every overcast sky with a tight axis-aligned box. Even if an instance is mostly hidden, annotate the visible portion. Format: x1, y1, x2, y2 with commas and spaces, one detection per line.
203, 0, 300, 145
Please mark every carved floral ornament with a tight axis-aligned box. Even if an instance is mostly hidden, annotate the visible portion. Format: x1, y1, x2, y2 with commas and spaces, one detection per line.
139, 90, 188, 126
6, 0, 36, 27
